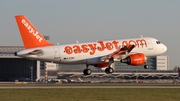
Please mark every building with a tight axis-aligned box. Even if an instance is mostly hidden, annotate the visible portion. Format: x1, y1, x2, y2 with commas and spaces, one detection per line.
0, 46, 40, 81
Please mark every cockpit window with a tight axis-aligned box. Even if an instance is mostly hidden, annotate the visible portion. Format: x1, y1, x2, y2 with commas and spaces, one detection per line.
156, 41, 161, 44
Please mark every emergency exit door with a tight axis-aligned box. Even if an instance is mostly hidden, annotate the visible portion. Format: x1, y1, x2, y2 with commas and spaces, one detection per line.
53, 47, 60, 59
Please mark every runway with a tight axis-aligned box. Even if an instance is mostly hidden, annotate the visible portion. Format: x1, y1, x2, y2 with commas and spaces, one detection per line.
1, 86, 180, 88
0, 84, 180, 88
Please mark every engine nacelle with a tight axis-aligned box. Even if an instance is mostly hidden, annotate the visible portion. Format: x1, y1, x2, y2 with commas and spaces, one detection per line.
120, 53, 146, 66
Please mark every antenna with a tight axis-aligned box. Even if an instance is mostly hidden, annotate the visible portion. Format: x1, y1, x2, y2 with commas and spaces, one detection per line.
76, 40, 79, 43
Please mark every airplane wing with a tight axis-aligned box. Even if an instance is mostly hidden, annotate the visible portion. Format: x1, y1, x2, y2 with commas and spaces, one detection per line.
100, 44, 135, 62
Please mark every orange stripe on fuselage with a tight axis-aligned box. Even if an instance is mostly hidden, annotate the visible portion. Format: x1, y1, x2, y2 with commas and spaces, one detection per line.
64, 39, 147, 55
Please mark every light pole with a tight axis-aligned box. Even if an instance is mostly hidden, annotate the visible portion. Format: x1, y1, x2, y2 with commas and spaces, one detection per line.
30, 66, 33, 83
45, 62, 48, 83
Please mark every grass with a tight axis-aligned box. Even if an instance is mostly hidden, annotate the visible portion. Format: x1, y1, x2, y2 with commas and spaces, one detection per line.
0, 88, 180, 101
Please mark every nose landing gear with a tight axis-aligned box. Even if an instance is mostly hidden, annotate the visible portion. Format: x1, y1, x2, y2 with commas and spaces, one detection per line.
144, 65, 149, 69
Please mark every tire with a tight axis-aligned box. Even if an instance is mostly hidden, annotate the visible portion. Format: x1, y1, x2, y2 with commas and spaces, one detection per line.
144, 65, 149, 69
83, 69, 92, 75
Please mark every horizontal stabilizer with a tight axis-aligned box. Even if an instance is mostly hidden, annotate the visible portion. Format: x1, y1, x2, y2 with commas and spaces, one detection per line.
27, 49, 43, 55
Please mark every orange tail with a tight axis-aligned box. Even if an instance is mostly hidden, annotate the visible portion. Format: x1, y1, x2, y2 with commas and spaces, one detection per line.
15, 15, 53, 49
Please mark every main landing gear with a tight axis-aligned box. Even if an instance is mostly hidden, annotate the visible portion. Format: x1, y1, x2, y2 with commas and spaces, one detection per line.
83, 64, 92, 75
83, 66, 114, 76
105, 67, 114, 74
105, 58, 114, 74
83, 58, 115, 75
83, 69, 92, 75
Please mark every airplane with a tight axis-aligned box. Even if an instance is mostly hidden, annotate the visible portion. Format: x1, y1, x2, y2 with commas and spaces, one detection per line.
14, 15, 167, 75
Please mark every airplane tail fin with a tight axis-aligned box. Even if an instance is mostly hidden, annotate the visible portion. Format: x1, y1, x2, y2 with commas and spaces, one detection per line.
15, 15, 53, 49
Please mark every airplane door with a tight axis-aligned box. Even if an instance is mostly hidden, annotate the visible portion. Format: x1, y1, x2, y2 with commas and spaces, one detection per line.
53, 47, 61, 60
147, 39, 153, 50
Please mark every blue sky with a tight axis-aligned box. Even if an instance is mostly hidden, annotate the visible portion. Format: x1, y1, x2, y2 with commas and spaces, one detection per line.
0, 0, 180, 69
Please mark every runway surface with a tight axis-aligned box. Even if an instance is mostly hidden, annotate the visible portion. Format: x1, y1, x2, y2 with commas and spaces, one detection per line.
0, 83, 180, 88
1, 86, 180, 88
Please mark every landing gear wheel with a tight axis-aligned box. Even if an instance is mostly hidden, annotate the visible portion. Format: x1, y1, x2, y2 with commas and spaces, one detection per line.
144, 65, 149, 69
83, 69, 92, 75
105, 68, 114, 74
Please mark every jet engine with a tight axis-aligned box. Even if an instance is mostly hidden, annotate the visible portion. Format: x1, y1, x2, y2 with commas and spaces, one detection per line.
120, 53, 146, 66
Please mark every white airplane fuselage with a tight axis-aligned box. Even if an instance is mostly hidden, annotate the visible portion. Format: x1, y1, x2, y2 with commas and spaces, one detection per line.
16, 37, 167, 64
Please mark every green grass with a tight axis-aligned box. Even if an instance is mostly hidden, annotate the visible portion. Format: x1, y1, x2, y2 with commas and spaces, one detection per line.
0, 88, 180, 101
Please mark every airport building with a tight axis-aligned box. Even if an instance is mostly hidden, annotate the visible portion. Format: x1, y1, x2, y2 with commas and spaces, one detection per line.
0, 46, 40, 81
0, 46, 175, 82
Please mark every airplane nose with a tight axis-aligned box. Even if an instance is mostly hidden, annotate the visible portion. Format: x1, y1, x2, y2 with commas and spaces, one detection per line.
162, 44, 167, 53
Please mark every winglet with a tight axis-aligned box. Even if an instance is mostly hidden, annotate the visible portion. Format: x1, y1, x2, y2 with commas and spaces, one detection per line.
15, 15, 53, 49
